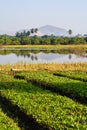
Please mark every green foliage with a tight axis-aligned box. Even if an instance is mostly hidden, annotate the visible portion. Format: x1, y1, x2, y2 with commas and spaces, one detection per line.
15, 71, 87, 103
54, 71, 87, 82
0, 32, 87, 45
0, 107, 19, 130
0, 72, 87, 129
31, 36, 41, 45
43, 38, 51, 45
20, 36, 31, 45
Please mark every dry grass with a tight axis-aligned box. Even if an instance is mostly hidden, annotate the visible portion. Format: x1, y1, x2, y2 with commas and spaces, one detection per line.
0, 62, 87, 72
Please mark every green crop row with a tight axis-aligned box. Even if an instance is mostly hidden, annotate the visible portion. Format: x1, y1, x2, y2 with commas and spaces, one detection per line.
0, 107, 20, 130
15, 71, 87, 103
54, 71, 87, 82
0, 72, 20, 130
0, 72, 87, 129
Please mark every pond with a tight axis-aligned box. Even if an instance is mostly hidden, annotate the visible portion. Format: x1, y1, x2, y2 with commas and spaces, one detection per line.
0, 49, 87, 64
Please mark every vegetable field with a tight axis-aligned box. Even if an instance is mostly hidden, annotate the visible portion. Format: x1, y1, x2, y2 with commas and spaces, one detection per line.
0, 70, 87, 130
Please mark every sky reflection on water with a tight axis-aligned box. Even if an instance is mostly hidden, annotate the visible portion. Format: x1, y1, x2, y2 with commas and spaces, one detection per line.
0, 51, 87, 65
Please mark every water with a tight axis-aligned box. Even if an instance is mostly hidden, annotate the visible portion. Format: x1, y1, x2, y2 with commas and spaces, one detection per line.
0, 49, 87, 64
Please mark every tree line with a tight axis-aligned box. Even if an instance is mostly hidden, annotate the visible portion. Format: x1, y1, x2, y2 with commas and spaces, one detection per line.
0, 28, 87, 45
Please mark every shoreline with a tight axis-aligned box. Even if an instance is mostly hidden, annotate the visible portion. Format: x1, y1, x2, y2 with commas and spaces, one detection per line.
0, 62, 87, 72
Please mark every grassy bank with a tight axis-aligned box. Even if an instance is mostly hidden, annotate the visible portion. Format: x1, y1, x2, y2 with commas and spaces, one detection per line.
1, 44, 87, 56
2, 44, 87, 50
0, 62, 87, 72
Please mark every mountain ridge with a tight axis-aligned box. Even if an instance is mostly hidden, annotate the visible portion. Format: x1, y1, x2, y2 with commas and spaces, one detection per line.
37, 25, 68, 36
0, 25, 68, 36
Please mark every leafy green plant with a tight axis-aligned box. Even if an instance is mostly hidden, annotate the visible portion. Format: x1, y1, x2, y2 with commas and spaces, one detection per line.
54, 70, 87, 82
15, 71, 87, 103
0, 107, 20, 130
0, 72, 87, 129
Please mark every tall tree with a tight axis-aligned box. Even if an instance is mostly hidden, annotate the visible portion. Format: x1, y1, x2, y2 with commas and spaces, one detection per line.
68, 29, 72, 37
23, 30, 26, 36
16, 32, 20, 37
4, 34, 7, 44
31, 28, 34, 34
34, 28, 38, 34
26, 31, 30, 36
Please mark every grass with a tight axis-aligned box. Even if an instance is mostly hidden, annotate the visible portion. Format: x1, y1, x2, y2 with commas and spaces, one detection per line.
0, 72, 87, 129
2, 44, 87, 50
1, 44, 87, 55
0, 62, 87, 72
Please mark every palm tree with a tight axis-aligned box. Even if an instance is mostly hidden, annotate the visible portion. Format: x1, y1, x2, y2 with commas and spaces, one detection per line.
34, 28, 38, 34
68, 29, 72, 37
26, 31, 30, 36
31, 28, 34, 34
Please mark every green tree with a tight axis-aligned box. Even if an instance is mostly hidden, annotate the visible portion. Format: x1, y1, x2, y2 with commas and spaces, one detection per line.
34, 28, 38, 34
26, 31, 30, 36
21, 36, 31, 45
51, 37, 58, 44
31, 36, 40, 45
31, 28, 34, 34
68, 29, 72, 37
0, 38, 4, 45
16, 32, 21, 37
43, 38, 51, 45
11, 37, 20, 45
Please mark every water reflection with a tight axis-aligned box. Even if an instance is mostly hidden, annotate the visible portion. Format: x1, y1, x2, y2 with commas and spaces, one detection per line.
30, 55, 38, 61
68, 54, 72, 60
0, 49, 87, 64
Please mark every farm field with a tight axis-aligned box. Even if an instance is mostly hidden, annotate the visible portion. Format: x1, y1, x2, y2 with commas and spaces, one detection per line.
54, 71, 87, 82
0, 70, 87, 130
1, 0, 87, 129
0, 106, 20, 130
14, 71, 87, 104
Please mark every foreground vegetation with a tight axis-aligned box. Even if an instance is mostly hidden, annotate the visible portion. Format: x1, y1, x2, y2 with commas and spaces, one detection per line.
0, 106, 20, 130
15, 71, 87, 104
54, 71, 87, 82
0, 69, 87, 129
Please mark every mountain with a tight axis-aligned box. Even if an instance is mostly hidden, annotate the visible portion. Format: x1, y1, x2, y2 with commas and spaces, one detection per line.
0, 25, 68, 36
37, 25, 68, 36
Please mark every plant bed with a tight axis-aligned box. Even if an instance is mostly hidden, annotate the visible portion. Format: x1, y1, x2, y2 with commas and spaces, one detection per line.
14, 71, 87, 104
0, 105, 20, 130
0, 72, 87, 130
53, 71, 87, 82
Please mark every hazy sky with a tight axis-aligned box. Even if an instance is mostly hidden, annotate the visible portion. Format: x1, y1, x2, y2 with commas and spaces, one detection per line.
0, 0, 87, 34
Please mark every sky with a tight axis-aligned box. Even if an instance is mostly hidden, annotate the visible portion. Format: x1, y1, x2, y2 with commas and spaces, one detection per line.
0, 0, 87, 35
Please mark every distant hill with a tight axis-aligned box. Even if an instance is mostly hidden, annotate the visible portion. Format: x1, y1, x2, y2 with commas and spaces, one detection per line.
17, 25, 68, 37
0, 25, 68, 36
37, 25, 68, 36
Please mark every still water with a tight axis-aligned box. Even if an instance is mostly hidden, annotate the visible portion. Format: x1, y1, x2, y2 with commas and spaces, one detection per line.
0, 49, 87, 64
